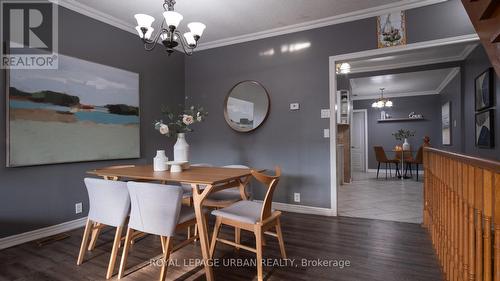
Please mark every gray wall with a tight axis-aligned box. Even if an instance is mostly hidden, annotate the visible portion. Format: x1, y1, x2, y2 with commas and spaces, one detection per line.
0, 7, 185, 238
439, 73, 464, 152
185, 0, 475, 208
463, 46, 500, 160
354, 95, 441, 170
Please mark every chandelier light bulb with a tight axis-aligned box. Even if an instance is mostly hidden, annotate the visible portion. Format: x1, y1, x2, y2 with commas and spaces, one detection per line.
163, 11, 183, 29
188, 22, 206, 38
134, 14, 155, 28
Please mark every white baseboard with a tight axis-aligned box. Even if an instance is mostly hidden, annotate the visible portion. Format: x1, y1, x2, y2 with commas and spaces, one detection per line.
367, 168, 424, 175
256, 200, 335, 216
0, 217, 87, 250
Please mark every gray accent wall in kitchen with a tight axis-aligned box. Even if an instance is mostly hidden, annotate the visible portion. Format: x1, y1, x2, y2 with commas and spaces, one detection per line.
185, 0, 475, 208
0, 6, 185, 238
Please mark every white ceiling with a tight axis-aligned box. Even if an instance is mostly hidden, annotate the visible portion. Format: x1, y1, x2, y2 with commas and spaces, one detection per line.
57, 0, 446, 50
342, 42, 478, 73
350, 67, 460, 100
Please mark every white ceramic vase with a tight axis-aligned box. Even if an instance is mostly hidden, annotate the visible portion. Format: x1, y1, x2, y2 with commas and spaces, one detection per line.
153, 150, 168, 171
403, 138, 410, 151
174, 133, 190, 163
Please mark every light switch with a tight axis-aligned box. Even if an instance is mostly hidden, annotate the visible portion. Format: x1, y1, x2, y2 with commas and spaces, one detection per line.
321, 109, 330, 118
323, 129, 330, 138
290, 103, 300, 110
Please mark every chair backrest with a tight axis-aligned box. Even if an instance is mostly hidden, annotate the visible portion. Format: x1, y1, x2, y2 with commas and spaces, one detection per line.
373, 146, 389, 162
223, 165, 250, 169
127, 182, 183, 237
415, 146, 424, 163
84, 178, 130, 227
251, 167, 281, 222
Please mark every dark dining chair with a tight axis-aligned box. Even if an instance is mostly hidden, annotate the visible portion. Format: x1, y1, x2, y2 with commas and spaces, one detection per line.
374, 146, 400, 179
406, 146, 424, 181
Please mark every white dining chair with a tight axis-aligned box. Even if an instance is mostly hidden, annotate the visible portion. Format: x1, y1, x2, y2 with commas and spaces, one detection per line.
118, 182, 202, 280
77, 178, 130, 280
204, 164, 252, 208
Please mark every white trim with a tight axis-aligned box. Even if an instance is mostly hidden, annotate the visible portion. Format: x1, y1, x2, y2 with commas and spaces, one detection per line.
352, 109, 369, 172
0, 217, 87, 250
435, 67, 460, 94
50, 0, 135, 34
256, 201, 335, 216
52, 0, 446, 51
352, 90, 438, 100
329, 34, 478, 217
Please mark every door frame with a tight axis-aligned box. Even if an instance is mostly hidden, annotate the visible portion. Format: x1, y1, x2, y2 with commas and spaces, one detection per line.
328, 33, 479, 216
351, 109, 368, 173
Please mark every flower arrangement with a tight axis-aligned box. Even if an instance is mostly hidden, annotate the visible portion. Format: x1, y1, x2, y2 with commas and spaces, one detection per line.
392, 129, 415, 141
154, 105, 208, 137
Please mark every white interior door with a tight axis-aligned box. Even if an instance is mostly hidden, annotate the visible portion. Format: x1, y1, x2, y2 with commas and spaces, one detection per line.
351, 110, 366, 172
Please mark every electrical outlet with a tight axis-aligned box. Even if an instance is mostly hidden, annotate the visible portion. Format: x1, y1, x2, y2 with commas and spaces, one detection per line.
75, 202, 82, 214
321, 109, 330, 118
323, 129, 330, 138
294, 193, 301, 203
290, 103, 300, 110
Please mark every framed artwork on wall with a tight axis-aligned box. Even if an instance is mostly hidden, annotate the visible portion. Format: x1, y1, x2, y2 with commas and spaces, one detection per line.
475, 109, 494, 148
442, 102, 451, 145
377, 11, 407, 48
6, 54, 140, 167
475, 68, 495, 111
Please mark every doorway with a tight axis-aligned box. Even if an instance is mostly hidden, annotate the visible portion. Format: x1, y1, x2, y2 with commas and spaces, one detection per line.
351, 109, 367, 173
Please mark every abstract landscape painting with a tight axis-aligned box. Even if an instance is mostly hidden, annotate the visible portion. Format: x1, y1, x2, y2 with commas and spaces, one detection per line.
7, 54, 140, 166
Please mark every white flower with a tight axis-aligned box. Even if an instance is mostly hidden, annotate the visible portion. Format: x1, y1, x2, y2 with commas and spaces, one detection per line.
183, 114, 194, 125
159, 124, 169, 135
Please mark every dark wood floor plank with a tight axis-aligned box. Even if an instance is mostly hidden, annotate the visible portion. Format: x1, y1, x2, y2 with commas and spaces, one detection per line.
0, 213, 443, 281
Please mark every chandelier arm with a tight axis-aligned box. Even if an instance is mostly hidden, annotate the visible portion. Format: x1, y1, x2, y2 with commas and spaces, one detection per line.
174, 30, 195, 56
142, 28, 170, 51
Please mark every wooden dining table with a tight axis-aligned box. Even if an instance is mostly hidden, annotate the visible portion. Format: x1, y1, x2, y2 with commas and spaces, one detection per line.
88, 164, 260, 281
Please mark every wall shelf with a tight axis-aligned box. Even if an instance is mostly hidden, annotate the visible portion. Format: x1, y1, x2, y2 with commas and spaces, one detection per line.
377, 117, 425, 123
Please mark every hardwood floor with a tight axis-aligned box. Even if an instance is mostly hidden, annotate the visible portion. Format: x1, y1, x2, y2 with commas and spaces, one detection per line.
0, 213, 443, 281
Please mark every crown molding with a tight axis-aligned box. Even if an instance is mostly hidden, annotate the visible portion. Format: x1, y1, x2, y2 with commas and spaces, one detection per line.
52, 0, 447, 51
351, 67, 460, 100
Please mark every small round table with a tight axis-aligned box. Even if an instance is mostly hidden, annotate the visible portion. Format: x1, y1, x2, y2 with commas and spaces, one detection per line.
389, 150, 415, 180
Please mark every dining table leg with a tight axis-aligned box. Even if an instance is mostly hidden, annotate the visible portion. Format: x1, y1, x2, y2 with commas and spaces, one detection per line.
191, 183, 215, 281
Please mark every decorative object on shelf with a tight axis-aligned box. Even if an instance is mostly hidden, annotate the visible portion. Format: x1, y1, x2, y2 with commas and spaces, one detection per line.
134, 0, 206, 56
409, 112, 423, 119
335, 63, 351, 74
474, 68, 495, 111
392, 129, 415, 151
6, 54, 140, 167
371, 88, 393, 108
423, 136, 431, 147
224, 81, 270, 132
153, 150, 168, 171
475, 109, 494, 148
380, 110, 386, 120
154, 105, 207, 164
377, 11, 406, 48
336, 90, 351, 124
441, 102, 451, 145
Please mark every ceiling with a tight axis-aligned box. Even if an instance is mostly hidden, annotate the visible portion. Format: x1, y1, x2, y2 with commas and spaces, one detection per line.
342, 41, 478, 73
350, 67, 460, 100
56, 0, 446, 50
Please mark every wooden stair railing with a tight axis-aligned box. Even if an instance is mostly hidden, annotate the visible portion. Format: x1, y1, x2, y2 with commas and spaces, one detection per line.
461, 0, 500, 76
423, 147, 500, 281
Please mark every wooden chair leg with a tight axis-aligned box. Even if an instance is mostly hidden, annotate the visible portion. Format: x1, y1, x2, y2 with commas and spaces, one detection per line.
118, 228, 134, 279
160, 236, 166, 253
106, 226, 123, 279
210, 217, 222, 257
194, 223, 198, 242
255, 226, 264, 281
77, 219, 93, 265
235, 227, 241, 251
88, 223, 102, 251
376, 162, 380, 179
159, 236, 173, 281
275, 218, 287, 259
389, 163, 392, 177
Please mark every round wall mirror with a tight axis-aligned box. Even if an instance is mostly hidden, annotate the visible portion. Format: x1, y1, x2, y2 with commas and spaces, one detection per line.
224, 81, 270, 132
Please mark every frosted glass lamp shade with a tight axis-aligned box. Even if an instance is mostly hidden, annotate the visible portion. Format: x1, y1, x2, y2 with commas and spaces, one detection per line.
372, 102, 378, 108
339, 63, 351, 74
188, 22, 206, 38
377, 101, 384, 108
163, 11, 183, 28
385, 100, 393, 107
184, 32, 196, 46
160, 33, 178, 41
134, 14, 155, 28
136, 26, 154, 39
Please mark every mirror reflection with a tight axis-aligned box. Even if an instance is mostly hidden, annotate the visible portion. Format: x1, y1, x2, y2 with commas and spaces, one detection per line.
224, 81, 270, 132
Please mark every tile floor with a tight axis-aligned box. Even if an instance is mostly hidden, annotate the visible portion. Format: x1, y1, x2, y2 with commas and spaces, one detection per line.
338, 171, 423, 224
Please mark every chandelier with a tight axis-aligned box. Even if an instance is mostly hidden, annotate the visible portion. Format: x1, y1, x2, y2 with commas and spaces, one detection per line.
371, 88, 393, 108
134, 0, 206, 56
